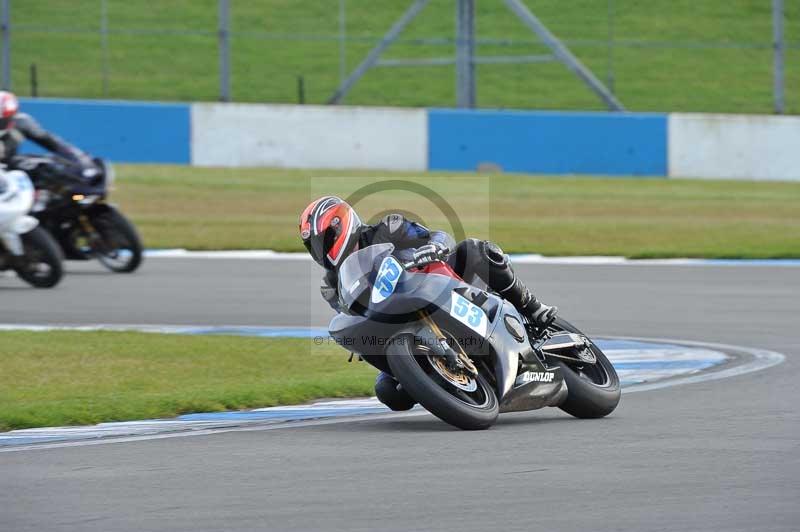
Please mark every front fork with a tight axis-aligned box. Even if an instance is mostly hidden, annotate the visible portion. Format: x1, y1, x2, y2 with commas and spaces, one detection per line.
76, 213, 106, 252
418, 311, 478, 376
78, 214, 97, 237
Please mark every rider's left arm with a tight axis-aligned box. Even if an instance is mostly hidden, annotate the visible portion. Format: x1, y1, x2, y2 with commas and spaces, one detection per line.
15, 113, 96, 168
377, 213, 456, 263
428, 230, 456, 255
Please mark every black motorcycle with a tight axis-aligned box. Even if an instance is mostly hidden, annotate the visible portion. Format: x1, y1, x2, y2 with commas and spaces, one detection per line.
330, 243, 621, 430
12, 155, 143, 273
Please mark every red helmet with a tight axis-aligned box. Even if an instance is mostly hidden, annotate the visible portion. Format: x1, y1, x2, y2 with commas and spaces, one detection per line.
0, 91, 18, 129
300, 196, 362, 269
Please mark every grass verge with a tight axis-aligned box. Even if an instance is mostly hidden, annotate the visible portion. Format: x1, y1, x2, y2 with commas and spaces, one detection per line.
114, 164, 800, 259
0, 331, 374, 432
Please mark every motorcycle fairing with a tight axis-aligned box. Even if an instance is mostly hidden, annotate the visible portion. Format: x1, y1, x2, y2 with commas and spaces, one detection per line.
330, 264, 565, 403
0, 170, 37, 255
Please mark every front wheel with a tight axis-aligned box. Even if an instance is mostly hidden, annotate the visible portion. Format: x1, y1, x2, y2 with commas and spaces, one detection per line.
88, 207, 143, 273
13, 227, 64, 288
386, 333, 499, 430
549, 317, 621, 419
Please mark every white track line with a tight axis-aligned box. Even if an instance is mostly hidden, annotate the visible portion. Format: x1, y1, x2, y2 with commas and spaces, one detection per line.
145, 249, 310, 260
618, 337, 785, 393
0, 323, 327, 336
0, 337, 784, 452
142, 249, 800, 267
0, 410, 431, 453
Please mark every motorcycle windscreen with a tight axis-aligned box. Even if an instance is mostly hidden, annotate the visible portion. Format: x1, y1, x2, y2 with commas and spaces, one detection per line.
337, 243, 395, 311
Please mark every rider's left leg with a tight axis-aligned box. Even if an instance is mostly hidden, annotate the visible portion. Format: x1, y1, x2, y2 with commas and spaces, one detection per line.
450, 239, 557, 332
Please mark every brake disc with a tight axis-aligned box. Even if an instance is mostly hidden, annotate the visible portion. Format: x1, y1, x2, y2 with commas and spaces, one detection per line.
428, 355, 478, 392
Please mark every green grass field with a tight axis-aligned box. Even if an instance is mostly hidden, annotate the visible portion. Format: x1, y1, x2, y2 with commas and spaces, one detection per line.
0, 331, 374, 432
11, 0, 799, 113
114, 165, 800, 259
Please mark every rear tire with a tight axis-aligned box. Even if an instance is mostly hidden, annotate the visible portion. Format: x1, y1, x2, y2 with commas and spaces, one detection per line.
13, 227, 64, 288
386, 334, 498, 430
551, 317, 621, 419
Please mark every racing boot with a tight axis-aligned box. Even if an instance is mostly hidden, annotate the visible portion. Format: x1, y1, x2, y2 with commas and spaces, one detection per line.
374, 372, 416, 411
481, 241, 558, 334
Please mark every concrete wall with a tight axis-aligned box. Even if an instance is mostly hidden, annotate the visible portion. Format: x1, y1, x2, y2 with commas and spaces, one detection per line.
191, 103, 427, 171
14, 98, 800, 181
669, 113, 800, 181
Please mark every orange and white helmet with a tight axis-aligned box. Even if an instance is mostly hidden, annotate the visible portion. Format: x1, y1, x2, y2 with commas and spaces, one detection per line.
0, 91, 18, 129
300, 196, 362, 269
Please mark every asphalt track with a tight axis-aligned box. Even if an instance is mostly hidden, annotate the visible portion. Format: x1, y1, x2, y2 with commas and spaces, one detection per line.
1, 258, 799, 531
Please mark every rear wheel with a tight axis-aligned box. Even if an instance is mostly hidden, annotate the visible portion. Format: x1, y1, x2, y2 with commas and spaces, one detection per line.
13, 227, 64, 288
386, 332, 498, 430
88, 207, 143, 273
549, 317, 621, 418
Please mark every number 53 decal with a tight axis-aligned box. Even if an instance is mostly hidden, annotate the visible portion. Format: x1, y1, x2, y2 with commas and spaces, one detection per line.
371, 256, 402, 304
449, 292, 488, 337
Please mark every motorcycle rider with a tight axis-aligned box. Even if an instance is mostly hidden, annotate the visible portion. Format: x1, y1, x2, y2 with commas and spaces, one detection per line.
0, 91, 99, 179
300, 195, 558, 411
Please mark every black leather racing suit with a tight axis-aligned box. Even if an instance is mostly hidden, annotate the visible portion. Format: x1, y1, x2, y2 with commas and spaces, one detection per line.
0, 112, 95, 168
320, 213, 550, 326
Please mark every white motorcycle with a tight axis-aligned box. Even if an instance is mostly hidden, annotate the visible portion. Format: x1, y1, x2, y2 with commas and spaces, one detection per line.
0, 169, 63, 288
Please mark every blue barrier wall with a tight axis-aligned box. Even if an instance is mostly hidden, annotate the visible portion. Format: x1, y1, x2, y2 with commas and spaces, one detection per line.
18, 98, 190, 164
428, 109, 668, 176
12, 98, 673, 175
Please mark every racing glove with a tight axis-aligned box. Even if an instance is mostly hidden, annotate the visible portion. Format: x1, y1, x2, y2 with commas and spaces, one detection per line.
530, 302, 558, 330
320, 272, 341, 311
411, 241, 450, 267
79, 159, 101, 181
81, 165, 100, 180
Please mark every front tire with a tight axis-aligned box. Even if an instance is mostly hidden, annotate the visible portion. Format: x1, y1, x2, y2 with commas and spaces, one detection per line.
89, 207, 143, 273
13, 227, 64, 288
550, 317, 621, 419
386, 333, 499, 430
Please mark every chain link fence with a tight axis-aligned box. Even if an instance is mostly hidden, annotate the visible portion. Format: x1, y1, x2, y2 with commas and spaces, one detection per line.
2, 0, 798, 114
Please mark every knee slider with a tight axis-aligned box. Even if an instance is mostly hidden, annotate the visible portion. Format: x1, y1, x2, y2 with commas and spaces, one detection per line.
481, 240, 508, 267
480, 240, 516, 291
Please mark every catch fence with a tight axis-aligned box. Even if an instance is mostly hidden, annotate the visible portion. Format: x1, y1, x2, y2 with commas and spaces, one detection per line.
2, 0, 797, 113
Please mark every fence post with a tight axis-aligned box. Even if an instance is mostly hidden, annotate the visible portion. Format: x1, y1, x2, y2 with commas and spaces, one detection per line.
297, 75, 305, 104
772, 0, 785, 114
1, 0, 10, 90
455, 0, 476, 108
101, 0, 109, 97
218, 0, 231, 102
338, 0, 346, 85
29, 62, 36, 96
606, 0, 615, 94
